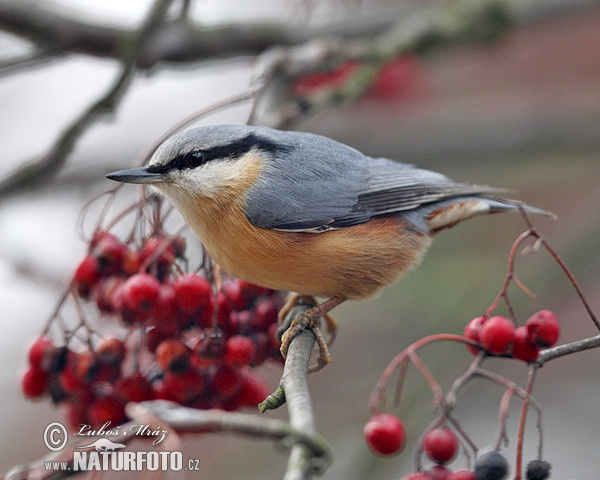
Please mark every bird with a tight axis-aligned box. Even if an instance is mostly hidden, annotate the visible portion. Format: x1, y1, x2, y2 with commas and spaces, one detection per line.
106, 124, 550, 370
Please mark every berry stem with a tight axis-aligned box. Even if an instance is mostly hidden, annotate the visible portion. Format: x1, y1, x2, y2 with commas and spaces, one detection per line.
514, 364, 538, 480
517, 211, 600, 331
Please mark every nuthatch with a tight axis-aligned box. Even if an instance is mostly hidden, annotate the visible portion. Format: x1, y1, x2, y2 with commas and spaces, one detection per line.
107, 124, 549, 368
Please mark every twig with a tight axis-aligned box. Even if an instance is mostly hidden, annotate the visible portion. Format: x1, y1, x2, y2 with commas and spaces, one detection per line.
537, 334, 600, 364
0, 2, 396, 70
514, 364, 538, 480
0, 0, 175, 198
127, 401, 331, 460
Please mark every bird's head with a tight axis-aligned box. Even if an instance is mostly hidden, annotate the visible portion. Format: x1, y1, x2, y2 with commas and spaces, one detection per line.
106, 124, 289, 207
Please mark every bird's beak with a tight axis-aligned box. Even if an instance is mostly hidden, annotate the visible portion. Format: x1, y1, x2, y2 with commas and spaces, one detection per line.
105, 166, 165, 184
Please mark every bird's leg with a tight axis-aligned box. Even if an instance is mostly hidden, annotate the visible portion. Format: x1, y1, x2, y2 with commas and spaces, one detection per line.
278, 294, 345, 372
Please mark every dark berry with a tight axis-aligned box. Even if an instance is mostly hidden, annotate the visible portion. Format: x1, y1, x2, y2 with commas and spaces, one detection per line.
526, 459, 551, 480
475, 449, 508, 480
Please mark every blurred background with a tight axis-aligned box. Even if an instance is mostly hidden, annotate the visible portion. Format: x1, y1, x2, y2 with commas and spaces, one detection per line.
1, 0, 599, 478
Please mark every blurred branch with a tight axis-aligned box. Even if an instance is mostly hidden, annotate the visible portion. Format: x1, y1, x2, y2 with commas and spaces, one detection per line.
0, 0, 175, 199
253, 0, 515, 128
5, 400, 331, 480
126, 401, 331, 461
0, 1, 395, 71
2, 0, 600, 193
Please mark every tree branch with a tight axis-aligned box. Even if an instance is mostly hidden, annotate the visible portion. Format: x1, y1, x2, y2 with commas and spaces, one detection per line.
0, 0, 175, 199
0, 1, 395, 70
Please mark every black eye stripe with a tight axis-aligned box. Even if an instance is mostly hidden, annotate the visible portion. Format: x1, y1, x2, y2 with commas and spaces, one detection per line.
147, 133, 294, 175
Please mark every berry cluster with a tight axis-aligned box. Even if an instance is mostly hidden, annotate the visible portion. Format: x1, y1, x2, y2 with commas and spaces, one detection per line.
363, 413, 515, 480
21, 230, 284, 429
464, 310, 560, 361
291, 56, 424, 101
363, 309, 561, 479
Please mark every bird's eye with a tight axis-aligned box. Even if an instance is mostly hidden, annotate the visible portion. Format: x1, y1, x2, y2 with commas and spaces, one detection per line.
184, 151, 205, 169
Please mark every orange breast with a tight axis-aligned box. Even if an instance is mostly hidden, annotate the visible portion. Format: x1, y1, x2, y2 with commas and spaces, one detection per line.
181, 198, 431, 300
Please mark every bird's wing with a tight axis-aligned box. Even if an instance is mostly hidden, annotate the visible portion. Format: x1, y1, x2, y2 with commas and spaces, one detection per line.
243, 131, 498, 232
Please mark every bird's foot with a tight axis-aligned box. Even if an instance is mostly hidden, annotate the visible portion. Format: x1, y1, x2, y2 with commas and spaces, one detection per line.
278, 294, 342, 373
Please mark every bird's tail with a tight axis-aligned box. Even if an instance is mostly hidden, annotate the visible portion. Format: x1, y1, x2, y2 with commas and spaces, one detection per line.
416, 196, 555, 234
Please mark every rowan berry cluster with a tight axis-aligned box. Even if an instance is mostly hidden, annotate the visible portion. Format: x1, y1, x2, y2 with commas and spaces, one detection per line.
21, 230, 283, 429
362, 308, 560, 480
464, 310, 560, 361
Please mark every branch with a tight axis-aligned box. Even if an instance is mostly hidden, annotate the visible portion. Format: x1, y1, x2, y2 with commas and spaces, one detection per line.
4, 401, 331, 480
0, 0, 175, 199
536, 334, 600, 364
0, 1, 395, 70
259, 302, 331, 480
127, 401, 331, 459
253, 0, 516, 128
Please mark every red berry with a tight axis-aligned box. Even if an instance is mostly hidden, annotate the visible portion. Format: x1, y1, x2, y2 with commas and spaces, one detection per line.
92, 276, 125, 313
195, 333, 226, 364
156, 339, 192, 373
59, 350, 87, 393
292, 61, 360, 96
21, 366, 48, 399
448, 471, 477, 480
511, 326, 540, 362
211, 365, 242, 398
400, 474, 431, 480
67, 403, 90, 430
115, 372, 155, 403
141, 236, 176, 279
248, 331, 271, 366
28, 335, 55, 370
249, 298, 280, 331
464, 316, 485, 355
238, 279, 271, 298
525, 310, 560, 348
74, 349, 99, 383
427, 464, 452, 480
73, 255, 100, 298
221, 281, 248, 311
173, 274, 213, 314
150, 283, 178, 323
164, 367, 205, 404
363, 413, 407, 456
88, 395, 126, 428
369, 55, 423, 100
122, 249, 142, 275
480, 316, 515, 354
97, 337, 127, 367
423, 427, 459, 464
121, 273, 161, 313
237, 369, 270, 407
225, 335, 256, 367
92, 232, 128, 276
216, 291, 234, 330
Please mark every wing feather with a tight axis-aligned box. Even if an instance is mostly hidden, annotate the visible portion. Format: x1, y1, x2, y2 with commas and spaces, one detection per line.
242, 129, 499, 232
